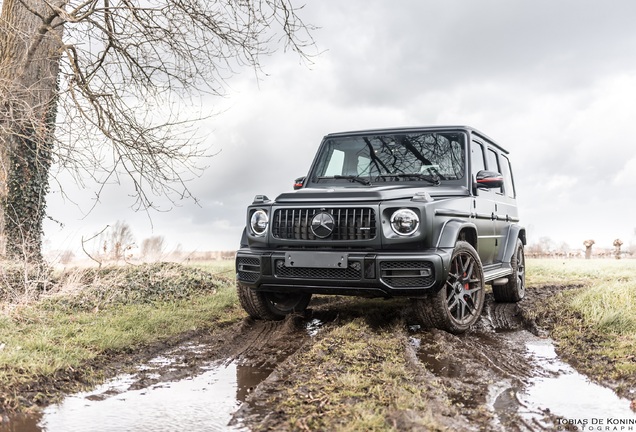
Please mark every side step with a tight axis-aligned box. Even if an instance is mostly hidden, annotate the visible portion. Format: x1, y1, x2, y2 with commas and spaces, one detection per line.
483, 263, 513, 284
490, 277, 509, 286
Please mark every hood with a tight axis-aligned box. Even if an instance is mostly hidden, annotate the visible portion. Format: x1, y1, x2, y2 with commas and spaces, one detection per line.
275, 185, 470, 203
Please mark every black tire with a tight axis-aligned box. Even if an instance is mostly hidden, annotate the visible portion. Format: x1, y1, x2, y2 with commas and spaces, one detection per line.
415, 241, 485, 334
237, 283, 312, 320
493, 238, 526, 302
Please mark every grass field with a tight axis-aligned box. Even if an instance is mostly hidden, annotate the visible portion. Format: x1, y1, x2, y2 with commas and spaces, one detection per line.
527, 258, 636, 332
526, 258, 636, 384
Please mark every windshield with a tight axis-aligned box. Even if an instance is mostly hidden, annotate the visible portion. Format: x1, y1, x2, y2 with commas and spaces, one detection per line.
310, 131, 465, 185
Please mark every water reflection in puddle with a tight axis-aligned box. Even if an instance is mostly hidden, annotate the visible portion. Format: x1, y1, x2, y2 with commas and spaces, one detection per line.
411, 335, 461, 378
518, 335, 636, 425
37, 361, 248, 432
412, 330, 636, 428
305, 318, 323, 336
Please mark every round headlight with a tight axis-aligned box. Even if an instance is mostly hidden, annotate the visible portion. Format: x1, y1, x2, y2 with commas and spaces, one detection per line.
250, 209, 269, 236
390, 208, 419, 236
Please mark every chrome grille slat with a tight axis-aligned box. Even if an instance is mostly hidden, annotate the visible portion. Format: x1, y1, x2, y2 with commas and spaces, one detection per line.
272, 207, 377, 241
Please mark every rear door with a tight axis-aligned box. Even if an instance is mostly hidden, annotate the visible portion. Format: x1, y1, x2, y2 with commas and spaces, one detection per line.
470, 140, 497, 264
485, 147, 518, 262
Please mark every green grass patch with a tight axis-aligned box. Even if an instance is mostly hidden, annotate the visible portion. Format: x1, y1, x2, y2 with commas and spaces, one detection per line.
526, 258, 636, 286
0, 262, 242, 411
526, 258, 636, 393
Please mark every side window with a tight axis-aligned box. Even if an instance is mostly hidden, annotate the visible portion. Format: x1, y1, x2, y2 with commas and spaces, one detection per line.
486, 148, 500, 173
500, 154, 516, 198
471, 141, 486, 176
486, 149, 503, 193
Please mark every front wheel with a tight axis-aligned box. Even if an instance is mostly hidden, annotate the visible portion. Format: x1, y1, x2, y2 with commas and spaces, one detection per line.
237, 283, 312, 320
415, 241, 485, 334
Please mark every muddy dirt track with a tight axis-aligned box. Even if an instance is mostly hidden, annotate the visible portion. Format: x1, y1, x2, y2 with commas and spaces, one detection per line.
231, 290, 554, 431
233, 286, 634, 431
7, 285, 636, 431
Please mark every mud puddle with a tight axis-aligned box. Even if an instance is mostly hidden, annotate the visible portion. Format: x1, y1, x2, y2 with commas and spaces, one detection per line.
39, 360, 246, 432
413, 328, 636, 430
515, 332, 636, 427
1, 316, 324, 432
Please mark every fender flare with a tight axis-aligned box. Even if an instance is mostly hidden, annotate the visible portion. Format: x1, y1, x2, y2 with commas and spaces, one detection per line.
498, 224, 526, 263
435, 219, 478, 249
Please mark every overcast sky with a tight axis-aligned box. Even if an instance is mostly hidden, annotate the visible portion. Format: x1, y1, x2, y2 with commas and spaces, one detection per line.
44, 0, 636, 257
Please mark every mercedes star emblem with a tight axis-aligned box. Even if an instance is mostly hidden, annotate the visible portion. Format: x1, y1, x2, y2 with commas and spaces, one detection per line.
310, 212, 335, 238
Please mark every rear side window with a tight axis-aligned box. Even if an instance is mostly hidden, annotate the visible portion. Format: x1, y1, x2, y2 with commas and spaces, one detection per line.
471, 142, 486, 176
500, 154, 516, 198
486, 149, 502, 193
486, 149, 499, 172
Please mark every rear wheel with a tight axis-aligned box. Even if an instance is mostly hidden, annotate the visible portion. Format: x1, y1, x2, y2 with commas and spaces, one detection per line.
415, 241, 485, 334
493, 238, 525, 302
237, 283, 312, 320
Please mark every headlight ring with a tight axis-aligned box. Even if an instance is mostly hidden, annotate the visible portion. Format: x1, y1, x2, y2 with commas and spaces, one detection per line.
250, 209, 269, 236
390, 208, 419, 236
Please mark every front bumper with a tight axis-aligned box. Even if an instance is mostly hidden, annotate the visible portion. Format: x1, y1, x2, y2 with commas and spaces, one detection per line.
236, 248, 451, 298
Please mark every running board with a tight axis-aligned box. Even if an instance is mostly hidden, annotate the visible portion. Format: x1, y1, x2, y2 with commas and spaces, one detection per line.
491, 277, 509, 286
483, 264, 513, 283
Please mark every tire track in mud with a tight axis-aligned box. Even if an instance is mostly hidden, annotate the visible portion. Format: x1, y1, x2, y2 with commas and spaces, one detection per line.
232, 294, 567, 431
228, 287, 634, 431
410, 311, 544, 431
104, 315, 322, 397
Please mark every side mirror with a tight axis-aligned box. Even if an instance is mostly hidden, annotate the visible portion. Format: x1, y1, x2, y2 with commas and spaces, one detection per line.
475, 170, 504, 189
293, 176, 306, 190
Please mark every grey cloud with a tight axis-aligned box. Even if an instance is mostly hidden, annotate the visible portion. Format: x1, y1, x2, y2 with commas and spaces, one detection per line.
311, 0, 636, 107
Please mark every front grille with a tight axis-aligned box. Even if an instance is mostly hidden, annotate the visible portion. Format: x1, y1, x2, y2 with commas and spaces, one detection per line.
237, 257, 261, 283
274, 260, 362, 280
272, 207, 376, 241
380, 261, 435, 288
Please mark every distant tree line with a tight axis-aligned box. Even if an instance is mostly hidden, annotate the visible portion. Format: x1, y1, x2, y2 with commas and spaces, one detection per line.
48, 220, 235, 265
526, 235, 636, 259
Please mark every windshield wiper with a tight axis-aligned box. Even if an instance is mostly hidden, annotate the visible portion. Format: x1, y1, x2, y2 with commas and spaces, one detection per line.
378, 173, 441, 185
318, 175, 372, 186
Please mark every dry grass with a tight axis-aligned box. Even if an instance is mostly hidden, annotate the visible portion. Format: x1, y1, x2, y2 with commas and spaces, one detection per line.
0, 261, 241, 412
526, 258, 636, 391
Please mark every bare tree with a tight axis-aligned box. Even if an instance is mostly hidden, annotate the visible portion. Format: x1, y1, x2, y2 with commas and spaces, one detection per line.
537, 236, 554, 256
613, 238, 623, 260
0, 0, 64, 262
0, 0, 315, 263
583, 239, 595, 259
556, 241, 570, 258
99, 220, 134, 261
141, 235, 164, 261
59, 249, 75, 265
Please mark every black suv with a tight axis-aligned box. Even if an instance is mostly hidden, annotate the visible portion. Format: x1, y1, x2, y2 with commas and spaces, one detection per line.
236, 126, 526, 333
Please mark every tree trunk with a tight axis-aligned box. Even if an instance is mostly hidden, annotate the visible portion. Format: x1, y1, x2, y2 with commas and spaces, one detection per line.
0, 0, 64, 262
